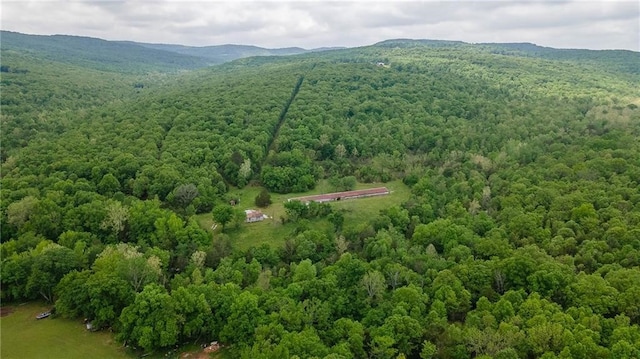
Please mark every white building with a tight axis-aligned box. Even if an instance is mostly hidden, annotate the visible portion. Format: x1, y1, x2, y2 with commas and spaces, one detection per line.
245, 209, 268, 223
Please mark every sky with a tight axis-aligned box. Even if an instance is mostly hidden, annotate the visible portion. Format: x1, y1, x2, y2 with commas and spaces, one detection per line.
2, 1, 639, 51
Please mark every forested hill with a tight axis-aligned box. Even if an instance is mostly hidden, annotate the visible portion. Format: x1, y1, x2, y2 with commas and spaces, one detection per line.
0, 31, 211, 73
480, 42, 640, 76
375, 38, 640, 77
2, 36, 640, 358
0, 31, 336, 72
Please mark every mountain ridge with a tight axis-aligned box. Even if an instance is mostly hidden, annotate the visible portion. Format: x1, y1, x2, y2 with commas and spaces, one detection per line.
0, 30, 210, 73
117, 41, 311, 64
3, 31, 637, 75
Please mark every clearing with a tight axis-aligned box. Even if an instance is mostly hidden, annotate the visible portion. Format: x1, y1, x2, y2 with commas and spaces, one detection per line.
196, 180, 411, 251
0, 302, 131, 359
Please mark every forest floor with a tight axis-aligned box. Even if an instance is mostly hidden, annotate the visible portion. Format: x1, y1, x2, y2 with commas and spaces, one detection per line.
196, 180, 411, 251
0, 302, 131, 359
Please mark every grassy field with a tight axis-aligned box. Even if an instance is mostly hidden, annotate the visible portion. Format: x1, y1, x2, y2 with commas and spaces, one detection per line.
0, 302, 131, 359
1, 302, 232, 359
196, 180, 411, 251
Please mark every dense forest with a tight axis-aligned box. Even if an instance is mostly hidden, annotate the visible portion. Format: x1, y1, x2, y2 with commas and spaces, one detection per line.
1, 33, 640, 358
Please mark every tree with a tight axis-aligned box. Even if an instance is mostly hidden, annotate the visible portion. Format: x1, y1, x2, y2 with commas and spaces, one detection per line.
335, 144, 347, 159
370, 335, 397, 359
1, 251, 35, 300
118, 284, 179, 352
420, 341, 437, 359
238, 159, 252, 187
284, 200, 308, 222
55, 270, 91, 319
568, 273, 619, 316
292, 259, 317, 282
327, 318, 366, 358
431, 270, 471, 320
392, 285, 429, 319
211, 258, 243, 285
86, 271, 135, 328
375, 315, 424, 356
27, 244, 82, 302
101, 201, 129, 241
7, 195, 38, 229
172, 285, 212, 341
92, 243, 163, 292
255, 189, 272, 208
55, 258, 137, 329
171, 183, 199, 208
328, 210, 345, 233
276, 327, 331, 358
97, 173, 121, 195
329, 175, 357, 191
212, 204, 235, 230
412, 219, 474, 254
220, 291, 265, 346
361, 270, 386, 301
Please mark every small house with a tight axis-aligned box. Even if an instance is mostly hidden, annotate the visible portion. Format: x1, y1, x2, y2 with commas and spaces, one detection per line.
245, 209, 267, 223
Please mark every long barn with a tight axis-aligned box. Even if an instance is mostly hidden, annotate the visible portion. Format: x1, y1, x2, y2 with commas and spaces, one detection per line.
288, 187, 389, 204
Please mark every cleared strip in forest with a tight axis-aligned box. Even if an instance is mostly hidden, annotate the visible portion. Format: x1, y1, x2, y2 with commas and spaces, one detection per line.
155, 119, 174, 160
264, 75, 304, 159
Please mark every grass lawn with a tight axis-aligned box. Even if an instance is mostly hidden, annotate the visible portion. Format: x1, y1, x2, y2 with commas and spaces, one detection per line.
0, 302, 131, 359
330, 180, 411, 225
196, 180, 411, 251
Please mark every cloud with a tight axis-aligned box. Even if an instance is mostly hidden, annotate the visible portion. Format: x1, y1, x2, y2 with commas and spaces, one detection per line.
1, 0, 638, 50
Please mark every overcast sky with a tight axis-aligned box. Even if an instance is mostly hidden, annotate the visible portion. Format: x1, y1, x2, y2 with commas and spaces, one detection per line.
2, 1, 639, 51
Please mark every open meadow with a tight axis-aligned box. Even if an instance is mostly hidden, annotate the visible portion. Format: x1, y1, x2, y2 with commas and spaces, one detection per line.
0, 303, 225, 359
0, 302, 131, 359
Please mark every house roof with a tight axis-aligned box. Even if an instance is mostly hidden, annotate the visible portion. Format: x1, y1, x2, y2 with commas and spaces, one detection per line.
245, 209, 264, 218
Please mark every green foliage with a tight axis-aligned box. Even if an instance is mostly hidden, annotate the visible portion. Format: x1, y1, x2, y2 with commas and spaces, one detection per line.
262, 150, 317, 193
2, 35, 640, 358
255, 189, 272, 208
329, 176, 357, 192
284, 200, 332, 222
219, 291, 265, 346
212, 204, 235, 230
1, 31, 210, 74
26, 244, 83, 302
118, 284, 179, 351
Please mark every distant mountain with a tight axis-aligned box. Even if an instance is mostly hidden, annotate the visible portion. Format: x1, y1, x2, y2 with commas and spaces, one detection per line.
374, 38, 466, 48
309, 47, 347, 52
119, 42, 309, 64
122, 42, 345, 64
4, 31, 636, 76
0, 31, 211, 73
0, 31, 344, 73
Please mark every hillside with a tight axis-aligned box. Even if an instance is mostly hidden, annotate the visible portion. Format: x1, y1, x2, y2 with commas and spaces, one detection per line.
0, 31, 211, 73
1, 36, 640, 358
479, 42, 640, 77
0, 31, 336, 73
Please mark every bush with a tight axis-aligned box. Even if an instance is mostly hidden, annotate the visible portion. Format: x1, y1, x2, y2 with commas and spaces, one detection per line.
255, 189, 272, 208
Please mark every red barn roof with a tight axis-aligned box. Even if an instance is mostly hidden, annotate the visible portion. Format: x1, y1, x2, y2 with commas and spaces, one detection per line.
289, 187, 389, 203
